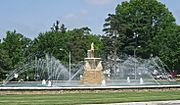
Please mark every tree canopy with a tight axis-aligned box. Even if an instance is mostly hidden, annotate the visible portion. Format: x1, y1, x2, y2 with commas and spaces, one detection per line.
103, 0, 179, 70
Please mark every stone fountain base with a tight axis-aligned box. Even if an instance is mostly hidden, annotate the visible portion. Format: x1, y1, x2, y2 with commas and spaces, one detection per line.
81, 70, 104, 84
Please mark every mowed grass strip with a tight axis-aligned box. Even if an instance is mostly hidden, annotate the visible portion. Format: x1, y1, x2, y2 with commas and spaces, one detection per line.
0, 90, 180, 105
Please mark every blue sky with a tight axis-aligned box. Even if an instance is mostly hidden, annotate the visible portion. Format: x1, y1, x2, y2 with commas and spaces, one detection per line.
0, 0, 180, 40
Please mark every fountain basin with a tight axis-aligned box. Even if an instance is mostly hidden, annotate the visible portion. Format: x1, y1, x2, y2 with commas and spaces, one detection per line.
1, 79, 178, 87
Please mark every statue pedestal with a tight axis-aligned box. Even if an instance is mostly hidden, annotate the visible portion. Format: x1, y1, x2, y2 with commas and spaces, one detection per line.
81, 69, 104, 84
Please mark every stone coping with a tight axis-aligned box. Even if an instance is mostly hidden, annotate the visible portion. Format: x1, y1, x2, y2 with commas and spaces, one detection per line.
1, 85, 180, 90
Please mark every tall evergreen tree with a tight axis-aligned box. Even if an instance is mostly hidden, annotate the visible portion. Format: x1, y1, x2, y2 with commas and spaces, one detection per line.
103, 0, 176, 58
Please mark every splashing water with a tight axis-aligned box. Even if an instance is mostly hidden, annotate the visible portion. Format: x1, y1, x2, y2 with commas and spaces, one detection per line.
3, 54, 69, 85
2, 54, 176, 86
103, 56, 175, 85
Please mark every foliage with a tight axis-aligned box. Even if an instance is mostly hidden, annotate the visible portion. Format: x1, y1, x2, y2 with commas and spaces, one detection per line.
158, 26, 180, 70
31, 22, 103, 64
103, 0, 179, 70
1, 31, 31, 67
104, 0, 175, 56
0, 46, 12, 80
0, 31, 31, 80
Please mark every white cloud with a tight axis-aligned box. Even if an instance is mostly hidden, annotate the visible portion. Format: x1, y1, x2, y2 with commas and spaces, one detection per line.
62, 9, 88, 22
85, 0, 114, 5
61, 9, 89, 29
79, 10, 88, 16
64, 13, 78, 21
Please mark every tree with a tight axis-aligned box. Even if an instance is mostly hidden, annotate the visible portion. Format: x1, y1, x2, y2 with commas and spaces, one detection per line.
66, 27, 92, 63
158, 25, 180, 71
103, 0, 180, 70
0, 48, 12, 80
103, 13, 127, 58
51, 20, 67, 33
2, 31, 31, 67
0, 31, 31, 80
60, 24, 67, 33
103, 0, 176, 58
51, 20, 60, 32
31, 25, 103, 65
0, 41, 11, 80
30, 21, 68, 61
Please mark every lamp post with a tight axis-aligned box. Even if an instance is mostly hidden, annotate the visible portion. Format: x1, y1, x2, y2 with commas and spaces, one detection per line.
134, 45, 141, 80
59, 49, 71, 81
68, 51, 71, 81
133, 32, 139, 57
133, 32, 140, 80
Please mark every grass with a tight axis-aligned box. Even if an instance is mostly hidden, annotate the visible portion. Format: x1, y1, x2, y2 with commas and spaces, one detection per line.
0, 90, 180, 105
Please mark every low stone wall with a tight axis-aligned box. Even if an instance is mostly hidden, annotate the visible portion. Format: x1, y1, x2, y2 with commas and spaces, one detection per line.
0, 88, 180, 95
1, 85, 180, 94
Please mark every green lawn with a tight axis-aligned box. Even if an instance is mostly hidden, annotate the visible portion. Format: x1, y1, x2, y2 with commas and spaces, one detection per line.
0, 90, 180, 105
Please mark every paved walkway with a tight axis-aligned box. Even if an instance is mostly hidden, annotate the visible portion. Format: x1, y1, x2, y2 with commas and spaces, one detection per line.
85, 100, 180, 105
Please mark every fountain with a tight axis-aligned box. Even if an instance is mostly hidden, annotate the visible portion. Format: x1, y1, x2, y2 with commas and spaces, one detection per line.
1, 43, 177, 87
42, 79, 46, 85
101, 80, 106, 86
81, 43, 105, 85
127, 77, 130, 83
103, 56, 176, 85
47, 80, 52, 87
140, 78, 144, 84
2, 54, 69, 86
14, 73, 18, 78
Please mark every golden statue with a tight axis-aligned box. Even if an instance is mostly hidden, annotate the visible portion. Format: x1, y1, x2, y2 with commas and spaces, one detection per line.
91, 42, 94, 51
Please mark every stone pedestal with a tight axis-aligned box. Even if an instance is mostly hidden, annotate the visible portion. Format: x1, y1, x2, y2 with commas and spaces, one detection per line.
81, 70, 104, 84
